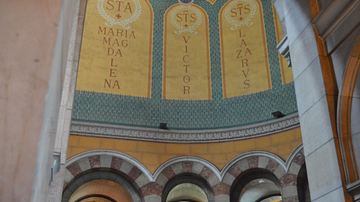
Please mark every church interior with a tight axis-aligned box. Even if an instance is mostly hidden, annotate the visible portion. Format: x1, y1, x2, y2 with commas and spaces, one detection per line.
1, 0, 360, 202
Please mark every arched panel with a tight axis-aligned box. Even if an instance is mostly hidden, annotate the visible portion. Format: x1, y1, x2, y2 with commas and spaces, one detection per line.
220, 0, 271, 98
163, 3, 211, 100
76, 0, 154, 97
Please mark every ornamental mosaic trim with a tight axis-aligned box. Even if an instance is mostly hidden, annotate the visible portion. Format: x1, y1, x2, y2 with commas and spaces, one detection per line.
70, 113, 299, 143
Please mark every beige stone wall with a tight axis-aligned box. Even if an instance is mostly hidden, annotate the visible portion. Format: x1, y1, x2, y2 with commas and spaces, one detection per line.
0, 1, 62, 201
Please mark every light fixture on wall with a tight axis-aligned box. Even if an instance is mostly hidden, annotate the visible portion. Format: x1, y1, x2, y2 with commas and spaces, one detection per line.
159, 123, 168, 129
272, 111, 285, 118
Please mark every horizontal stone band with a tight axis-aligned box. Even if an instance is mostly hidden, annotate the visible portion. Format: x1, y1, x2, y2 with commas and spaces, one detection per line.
70, 113, 299, 143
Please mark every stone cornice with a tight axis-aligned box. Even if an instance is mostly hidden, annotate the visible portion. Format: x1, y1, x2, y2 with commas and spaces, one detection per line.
313, 0, 359, 39
70, 113, 299, 143
347, 180, 360, 201
277, 35, 291, 67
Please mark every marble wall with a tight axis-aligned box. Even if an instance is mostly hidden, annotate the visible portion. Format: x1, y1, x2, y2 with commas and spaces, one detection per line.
0, 1, 63, 201
0, 0, 81, 201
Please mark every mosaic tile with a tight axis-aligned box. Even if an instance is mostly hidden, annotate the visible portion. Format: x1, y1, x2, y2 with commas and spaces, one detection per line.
72, 0, 298, 130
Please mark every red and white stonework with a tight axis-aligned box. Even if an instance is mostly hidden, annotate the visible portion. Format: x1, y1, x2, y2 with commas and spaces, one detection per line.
63, 145, 305, 202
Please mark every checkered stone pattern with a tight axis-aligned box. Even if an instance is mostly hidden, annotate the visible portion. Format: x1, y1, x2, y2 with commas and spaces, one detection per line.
62, 171, 141, 202
281, 149, 305, 202
64, 154, 149, 202
140, 161, 220, 202
64, 149, 305, 202
219, 150, 305, 202
154, 161, 222, 198
223, 156, 285, 181
221, 155, 286, 201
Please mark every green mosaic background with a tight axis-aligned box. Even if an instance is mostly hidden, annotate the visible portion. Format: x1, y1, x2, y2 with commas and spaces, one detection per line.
72, 0, 298, 130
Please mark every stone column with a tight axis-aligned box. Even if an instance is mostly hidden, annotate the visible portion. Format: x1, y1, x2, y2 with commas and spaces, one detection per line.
46, 0, 82, 201
283, 0, 347, 201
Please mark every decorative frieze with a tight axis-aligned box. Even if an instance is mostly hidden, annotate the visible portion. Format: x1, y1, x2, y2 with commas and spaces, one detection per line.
70, 113, 299, 143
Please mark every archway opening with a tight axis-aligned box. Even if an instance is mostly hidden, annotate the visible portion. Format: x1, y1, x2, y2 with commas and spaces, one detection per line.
230, 168, 282, 202
75, 194, 117, 202
239, 178, 281, 202
166, 183, 208, 202
69, 179, 133, 202
297, 164, 310, 202
162, 173, 214, 202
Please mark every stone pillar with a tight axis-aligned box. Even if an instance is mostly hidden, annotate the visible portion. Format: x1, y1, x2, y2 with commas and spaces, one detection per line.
47, 0, 83, 201
283, 0, 347, 201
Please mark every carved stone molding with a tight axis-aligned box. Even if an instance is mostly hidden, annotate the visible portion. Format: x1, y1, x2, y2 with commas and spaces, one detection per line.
313, 0, 360, 53
70, 113, 299, 143
277, 35, 291, 67
313, 0, 360, 39
347, 180, 360, 202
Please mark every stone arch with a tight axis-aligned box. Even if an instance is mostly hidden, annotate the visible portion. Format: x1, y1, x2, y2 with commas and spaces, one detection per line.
281, 144, 305, 202
222, 151, 287, 185
63, 172, 139, 202
151, 157, 221, 202
161, 174, 215, 202
338, 35, 360, 184
63, 150, 152, 202
229, 168, 282, 202
222, 151, 287, 202
74, 194, 117, 202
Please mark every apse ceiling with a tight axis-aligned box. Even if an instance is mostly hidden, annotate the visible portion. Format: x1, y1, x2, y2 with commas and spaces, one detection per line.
72, 0, 297, 132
